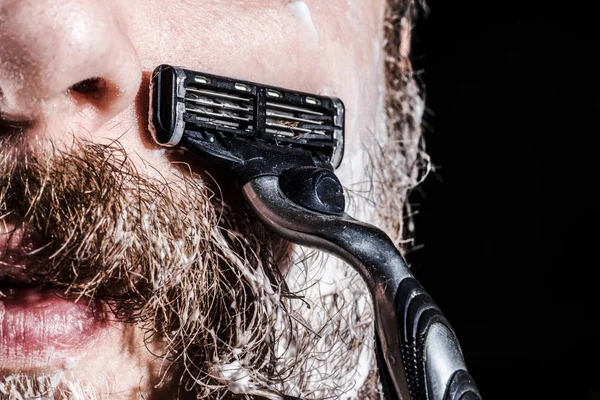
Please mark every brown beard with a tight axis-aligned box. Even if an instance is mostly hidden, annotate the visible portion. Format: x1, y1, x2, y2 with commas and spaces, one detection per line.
0, 140, 297, 398
376, 0, 429, 249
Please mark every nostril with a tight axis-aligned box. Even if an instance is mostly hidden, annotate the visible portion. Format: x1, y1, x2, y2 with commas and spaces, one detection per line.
68, 77, 118, 110
70, 78, 106, 98
0, 113, 33, 139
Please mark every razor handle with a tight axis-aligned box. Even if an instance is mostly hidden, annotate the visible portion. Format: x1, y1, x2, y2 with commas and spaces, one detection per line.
384, 278, 482, 400
242, 172, 482, 400
148, 64, 480, 399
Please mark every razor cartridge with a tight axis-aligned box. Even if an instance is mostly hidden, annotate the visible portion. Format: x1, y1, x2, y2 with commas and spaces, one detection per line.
149, 65, 481, 400
150, 65, 344, 183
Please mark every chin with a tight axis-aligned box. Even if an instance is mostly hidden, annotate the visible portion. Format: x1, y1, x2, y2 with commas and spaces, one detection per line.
0, 318, 171, 400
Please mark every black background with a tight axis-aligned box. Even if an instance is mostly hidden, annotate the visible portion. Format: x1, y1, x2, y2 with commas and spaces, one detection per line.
406, 1, 598, 399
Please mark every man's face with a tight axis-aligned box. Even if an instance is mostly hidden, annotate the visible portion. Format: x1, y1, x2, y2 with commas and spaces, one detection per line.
0, 0, 419, 398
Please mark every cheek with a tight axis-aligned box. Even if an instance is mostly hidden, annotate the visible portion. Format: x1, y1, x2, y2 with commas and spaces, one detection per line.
124, 1, 378, 90
118, 0, 384, 183
285, 1, 320, 43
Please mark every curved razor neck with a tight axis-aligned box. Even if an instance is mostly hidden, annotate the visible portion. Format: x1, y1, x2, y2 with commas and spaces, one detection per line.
242, 175, 413, 399
242, 176, 414, 291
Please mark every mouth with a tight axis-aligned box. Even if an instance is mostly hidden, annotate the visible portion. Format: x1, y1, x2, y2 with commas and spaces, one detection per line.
0, 223, 109, 369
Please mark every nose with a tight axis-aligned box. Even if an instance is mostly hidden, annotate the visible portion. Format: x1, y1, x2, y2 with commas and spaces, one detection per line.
0, 0, 141, 138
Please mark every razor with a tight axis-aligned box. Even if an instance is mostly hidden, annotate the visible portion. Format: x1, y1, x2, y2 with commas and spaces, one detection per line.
149, 65, 482, 400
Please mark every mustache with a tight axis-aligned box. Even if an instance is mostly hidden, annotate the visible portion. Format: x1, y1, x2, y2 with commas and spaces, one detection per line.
1, 141, 281, 294
0, 140, 292, 395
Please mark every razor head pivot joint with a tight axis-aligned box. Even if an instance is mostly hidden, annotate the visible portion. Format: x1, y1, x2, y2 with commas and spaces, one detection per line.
150, 65, 345, 183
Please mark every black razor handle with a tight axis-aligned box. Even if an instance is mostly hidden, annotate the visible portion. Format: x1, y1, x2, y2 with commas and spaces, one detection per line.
242, 172, 482, 400
148, 65, 481, 400
379, 277, 482, 400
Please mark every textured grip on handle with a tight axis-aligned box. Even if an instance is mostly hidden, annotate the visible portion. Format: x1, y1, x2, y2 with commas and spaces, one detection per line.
444, 370, 482, 400
394, 278, 478, 400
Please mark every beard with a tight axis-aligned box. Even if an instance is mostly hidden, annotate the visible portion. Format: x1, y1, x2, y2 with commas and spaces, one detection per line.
0, 140, 376, 399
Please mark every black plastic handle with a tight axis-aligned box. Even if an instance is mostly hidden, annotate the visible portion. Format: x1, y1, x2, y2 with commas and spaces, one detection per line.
444, 370, 482, 400
379, 277, 482, 400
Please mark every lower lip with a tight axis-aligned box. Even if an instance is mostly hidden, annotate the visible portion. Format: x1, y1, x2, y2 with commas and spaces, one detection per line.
0, 287, 105, 355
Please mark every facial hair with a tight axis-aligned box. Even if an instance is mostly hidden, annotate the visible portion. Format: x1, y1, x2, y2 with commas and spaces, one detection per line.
0, 373, 100, 400
0, 141, 377, 400
0, 141, 294, 398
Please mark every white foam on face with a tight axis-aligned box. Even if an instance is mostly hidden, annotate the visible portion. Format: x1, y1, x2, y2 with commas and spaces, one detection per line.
218, 361, 252, 394
152, 148, 166, 158
318, 86, 335, 97
287, 1, 320, 43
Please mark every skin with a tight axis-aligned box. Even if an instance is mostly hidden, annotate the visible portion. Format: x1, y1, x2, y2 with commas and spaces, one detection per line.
0, 0, 389, 397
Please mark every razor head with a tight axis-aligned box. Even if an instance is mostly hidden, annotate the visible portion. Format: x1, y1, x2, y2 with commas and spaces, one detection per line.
149, 65, 345, 176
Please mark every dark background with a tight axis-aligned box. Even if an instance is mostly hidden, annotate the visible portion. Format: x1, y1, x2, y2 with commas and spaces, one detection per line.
406, 1, 598, 399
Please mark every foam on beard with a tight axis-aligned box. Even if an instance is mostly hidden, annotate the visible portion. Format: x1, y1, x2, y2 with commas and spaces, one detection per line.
280, 251, 376, 398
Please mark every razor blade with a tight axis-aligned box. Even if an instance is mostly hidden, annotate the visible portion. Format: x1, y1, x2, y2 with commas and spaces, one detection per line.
149, 65, 345, 182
